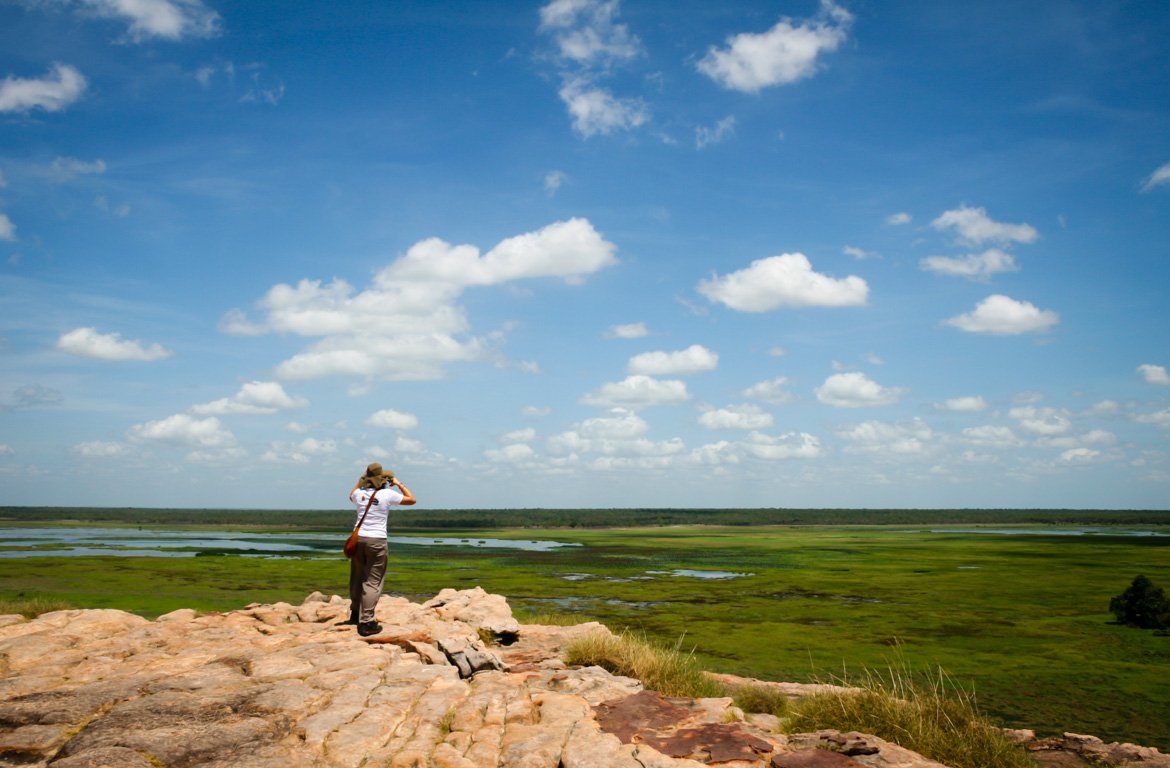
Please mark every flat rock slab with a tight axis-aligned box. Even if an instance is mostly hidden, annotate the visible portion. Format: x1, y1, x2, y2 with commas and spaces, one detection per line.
0, 590, 1057, 768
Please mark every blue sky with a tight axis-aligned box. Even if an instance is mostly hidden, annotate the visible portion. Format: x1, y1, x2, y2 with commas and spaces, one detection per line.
2, 0, 1169, 510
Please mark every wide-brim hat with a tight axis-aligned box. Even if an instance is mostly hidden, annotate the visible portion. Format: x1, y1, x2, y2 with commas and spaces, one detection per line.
358, 462, 395, 489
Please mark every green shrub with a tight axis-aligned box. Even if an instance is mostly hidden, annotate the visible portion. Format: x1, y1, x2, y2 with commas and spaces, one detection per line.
727, 683, 790, 718
784, 665, 1035, 768
1109, 575, 1168, 629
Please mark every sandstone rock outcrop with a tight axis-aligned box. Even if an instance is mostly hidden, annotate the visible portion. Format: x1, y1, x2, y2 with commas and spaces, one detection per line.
0, 589, 1165, 768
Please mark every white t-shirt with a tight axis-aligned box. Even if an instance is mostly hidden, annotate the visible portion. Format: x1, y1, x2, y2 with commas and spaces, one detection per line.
350, 487, 405, 538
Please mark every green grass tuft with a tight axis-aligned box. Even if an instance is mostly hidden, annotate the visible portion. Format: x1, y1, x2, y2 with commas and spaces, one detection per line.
785, 664, 1036, 768
563, 629, 726, 699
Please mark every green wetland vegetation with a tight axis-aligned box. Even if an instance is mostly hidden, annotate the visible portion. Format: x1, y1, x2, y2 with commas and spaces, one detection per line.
1, 507, 1168, 751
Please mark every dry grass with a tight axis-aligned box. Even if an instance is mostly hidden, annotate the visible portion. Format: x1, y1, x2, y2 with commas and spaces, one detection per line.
563, 629, 725, 699
785, 665, 1036, 768
0, 595, 73, 618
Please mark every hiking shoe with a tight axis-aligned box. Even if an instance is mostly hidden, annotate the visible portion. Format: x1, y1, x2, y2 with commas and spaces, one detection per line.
357, 622, 383, 637
337, 618, 358, 626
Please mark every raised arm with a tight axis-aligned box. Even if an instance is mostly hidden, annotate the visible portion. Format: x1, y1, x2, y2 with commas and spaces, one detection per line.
393, 480, 417, 506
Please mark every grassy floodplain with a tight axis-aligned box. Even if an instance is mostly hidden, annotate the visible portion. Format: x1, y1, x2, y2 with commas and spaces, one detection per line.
1, 508, 1168, 750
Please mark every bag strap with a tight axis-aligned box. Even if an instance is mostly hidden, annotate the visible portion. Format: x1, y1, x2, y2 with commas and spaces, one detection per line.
352, 489, 378, 533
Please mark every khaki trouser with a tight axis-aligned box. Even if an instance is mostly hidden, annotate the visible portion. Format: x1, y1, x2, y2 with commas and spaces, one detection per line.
348, 537, 388, 623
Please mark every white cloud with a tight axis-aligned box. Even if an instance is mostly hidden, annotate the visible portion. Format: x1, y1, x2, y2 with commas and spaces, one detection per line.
503, 428, 537, 442
0, 213, 15, 242
127, 414, 235, 447
548, 408, 685, 467
0, 444, 14, 455
13, 384, 62, 407
558, 79, 648, 137
48, 156, 106, 181
944, 295, 1059, 335
580, 375, 691, 407
699, 404, 773, 430
545, 170, 567, 195
843, 245, 876, 260
522, 405, 552, 417
628, 344, 718, 376
1136, 408, 1170, 430
961, 425, 1022, 448
744, 431, 824, 460
931, 205, 1038, 247
191, 381, 308, 415
697, 253, 868, 311
485, 443, 537, 464
1059, 448, 1100, 464
1141, 161, 1170, 192
742, 376, 795, 404
696, 0, 851, 93
606, 322, 649, 339
0, 63, 87, 113
539, 0, 642, 67
920, 248, 1018, 280
937, 396, 987, 412
368, 409, 419, 430
838, 418, 934, 455
886, 212, 911, 225
695, 115, 736, 149
1137, 364, 1170, 385
225, 219, 616, 381
71, 440, 126, 457
1010, 406, 1072, 436
56, 327, 173, 361
815, 372, 905, 408
80, 0, 221, 41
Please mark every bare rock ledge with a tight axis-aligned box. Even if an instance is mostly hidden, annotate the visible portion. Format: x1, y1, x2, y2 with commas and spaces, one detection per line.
0, 588, 1164, 768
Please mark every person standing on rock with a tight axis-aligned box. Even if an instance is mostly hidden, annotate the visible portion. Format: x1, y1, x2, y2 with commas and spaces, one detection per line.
344, 462, 416, 637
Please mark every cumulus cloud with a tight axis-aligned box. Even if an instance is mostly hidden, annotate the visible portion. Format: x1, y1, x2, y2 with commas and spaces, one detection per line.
843, 245, 876, 260
815, 372, 905, 408
224, 219, 616, 381
961, 425, 1021, 448
886, 212, 911, 225
920, 248, 1018, 280
937, 396, 988, 412
1141, 161, 1170, 192
558, 79, 648, 137
547, 408, 685, 469
696, 0, 851, 93
1135, 408, 1170, 430
699, 404, 773, 430
931, 205, 1038, 247
56, 327, 173, 361
741, 376, 795, 404
0, 63, 87, 113
127, 414, 235, 447
503, 427, 537, 442
485, 443, 537, 464
368, 409, 419, 430
191, 381, 308, 415
695, 115, 736, 149
838, 418, 934, 455
944, 295, 1059, 335
80, 0, 221, 41
606, 322, 649, 339
697, 253, 868, 312
1010, 405, 1072, 436
580, 375, 691, 408
1138, 364, 1170, 385
744, 431, 824, 460
628, 344, 718, 376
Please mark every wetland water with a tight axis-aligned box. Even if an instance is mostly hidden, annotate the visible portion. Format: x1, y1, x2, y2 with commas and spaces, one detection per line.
0, 527, 581, 557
